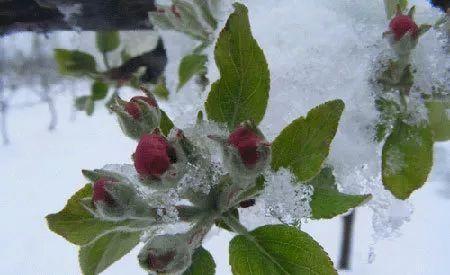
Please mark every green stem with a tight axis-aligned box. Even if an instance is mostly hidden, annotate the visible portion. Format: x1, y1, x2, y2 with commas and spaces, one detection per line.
397, 53, 410, 73
399, 90, 408, 113
221, 212, 248, 235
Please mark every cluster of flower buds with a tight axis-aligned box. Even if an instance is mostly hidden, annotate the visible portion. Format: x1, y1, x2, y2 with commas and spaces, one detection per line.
111, 88, 161, 140
383, 6, 431, 56
133, 128, 191, 188
209, 121, 271, 187
104, 94, 271, 274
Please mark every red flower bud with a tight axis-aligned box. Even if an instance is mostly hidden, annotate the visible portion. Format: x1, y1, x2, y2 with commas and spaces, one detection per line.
93, 178, 116, 205
228, 126, 263, 167
389, 15, 419, 41
148, 250, 176, 271
134, 134, 176, 178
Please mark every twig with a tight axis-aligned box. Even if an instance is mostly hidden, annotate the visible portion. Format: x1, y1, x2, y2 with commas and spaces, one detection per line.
338, 210, 355, 270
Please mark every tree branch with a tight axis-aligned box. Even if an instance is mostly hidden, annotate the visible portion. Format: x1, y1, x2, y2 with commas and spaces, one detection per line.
1, 0, 156, 36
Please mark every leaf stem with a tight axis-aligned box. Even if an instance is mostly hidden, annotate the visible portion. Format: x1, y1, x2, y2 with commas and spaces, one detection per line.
221, 212, 248, 235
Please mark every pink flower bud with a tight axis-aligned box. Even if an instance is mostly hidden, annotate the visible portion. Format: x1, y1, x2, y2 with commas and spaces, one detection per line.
138, 234, 192, 273
228, 126, 263, 167
124, 96, 158, 120
124, 102, 141, 119
92, 178, 116, 205
389, 15, 419, 41
134, 133, 176, 178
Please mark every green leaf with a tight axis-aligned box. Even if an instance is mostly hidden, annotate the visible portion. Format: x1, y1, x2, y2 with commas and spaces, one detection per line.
153, 82, 170, 100
75, 96, 90, 111
173, 0, 209, 40
183, 247, 216, 275
205, 3, 270, 130
193, 0, 218, 30
271, 100, 345, 181
426, 100, 450, 141
85, 97, 95, 116
384, 0, 408, 19
196, 110, 204, 124
91, 81, 108, 101
307, 168, 371, 219
79, 231, 140, 275
75, 96, 95, 115
382, 121, 433, 199
229, 225, 336, 275
177, 54, 207, 91
46, 184, 129, 245
95, 31, 120, 53
418, 24, 432, 37
160, 110, 175, 136
54, 49, 96, 76
374, 97, 401, 142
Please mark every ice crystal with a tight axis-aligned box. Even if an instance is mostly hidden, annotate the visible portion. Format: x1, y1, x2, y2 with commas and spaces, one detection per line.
261, 169, 313, 226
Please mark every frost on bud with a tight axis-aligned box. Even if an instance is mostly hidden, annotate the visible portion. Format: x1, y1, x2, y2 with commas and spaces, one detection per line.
383, 6, 431, 56
138, 234, 192, 273
89, 177, 145, 219
82, 168, 158, 221
112, 91, 161, 140
133, 129, 186, 187
210, 122, 271, 186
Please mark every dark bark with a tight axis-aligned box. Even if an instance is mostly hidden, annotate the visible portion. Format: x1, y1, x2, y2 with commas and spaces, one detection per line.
431, 0, 450, 12
108, 38, 167, 84
338, 210, 355, 270
1, 0, 156, 36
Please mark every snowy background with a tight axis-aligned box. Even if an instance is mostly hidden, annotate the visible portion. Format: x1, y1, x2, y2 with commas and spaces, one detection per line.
1, 0, 449, 274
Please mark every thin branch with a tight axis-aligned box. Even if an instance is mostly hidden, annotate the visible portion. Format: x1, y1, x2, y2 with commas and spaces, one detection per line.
46, 95, 58, 131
